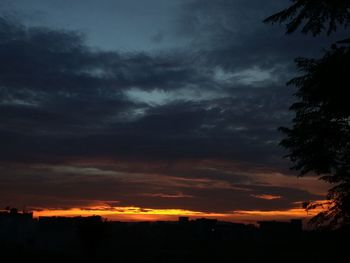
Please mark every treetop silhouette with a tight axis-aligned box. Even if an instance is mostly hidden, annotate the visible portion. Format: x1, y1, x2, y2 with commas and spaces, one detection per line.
264, 0, 350, 36
266, 0, 350, 228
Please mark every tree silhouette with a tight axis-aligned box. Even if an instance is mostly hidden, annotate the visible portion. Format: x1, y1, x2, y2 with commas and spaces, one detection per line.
283, 44, 350, 227
265, 0, 350, 228
264, 0, 350, 36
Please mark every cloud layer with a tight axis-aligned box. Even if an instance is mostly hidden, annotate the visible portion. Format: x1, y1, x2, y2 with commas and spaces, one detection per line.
0, 0, 339, 218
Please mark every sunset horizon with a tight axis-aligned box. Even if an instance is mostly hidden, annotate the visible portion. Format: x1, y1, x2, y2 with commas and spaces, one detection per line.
1, 0, 349, 242
6, 198, 328, 224
1, 0, 349, 261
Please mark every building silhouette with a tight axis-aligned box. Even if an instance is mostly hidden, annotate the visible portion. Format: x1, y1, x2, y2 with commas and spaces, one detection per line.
258, 219, 303, 233
1, 208, 346, 261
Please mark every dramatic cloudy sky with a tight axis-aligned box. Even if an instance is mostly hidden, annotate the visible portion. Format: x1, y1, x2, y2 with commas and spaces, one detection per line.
0, 0, 345, 222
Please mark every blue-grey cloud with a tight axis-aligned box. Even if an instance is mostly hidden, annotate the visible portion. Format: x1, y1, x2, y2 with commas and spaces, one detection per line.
0, 0, 336, 213
0, 16, 292, 167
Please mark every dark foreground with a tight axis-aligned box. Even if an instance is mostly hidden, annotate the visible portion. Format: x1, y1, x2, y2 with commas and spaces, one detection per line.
0, 211, 348, 262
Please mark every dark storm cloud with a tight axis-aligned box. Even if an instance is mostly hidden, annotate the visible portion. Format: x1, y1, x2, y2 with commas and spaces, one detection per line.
178, 0, 347, 72
0, 15, 293, 166
1, 90, 292, 166
119, 86, 293, 165
0, 17, 204, 94
0, 0, 334, 215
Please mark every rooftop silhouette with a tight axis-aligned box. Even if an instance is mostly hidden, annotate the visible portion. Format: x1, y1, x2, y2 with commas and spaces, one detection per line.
0, 207, 348, 261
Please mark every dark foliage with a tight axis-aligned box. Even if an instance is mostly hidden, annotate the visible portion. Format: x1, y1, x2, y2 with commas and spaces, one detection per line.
281, 44, 350, 175
266, 1, 350, 228
264, 0, 350, 35
282, 43, 350, 227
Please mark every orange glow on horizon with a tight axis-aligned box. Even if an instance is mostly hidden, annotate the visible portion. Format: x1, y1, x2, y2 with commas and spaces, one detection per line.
251, 194, 282, 200
34, 206, 226, 221
32, 201, 328, 223
232, 208, 315, 220
230, 200, 329, 222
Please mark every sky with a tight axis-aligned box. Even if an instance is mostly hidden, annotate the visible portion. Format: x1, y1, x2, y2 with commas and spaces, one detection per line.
0, 0, 345, 222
